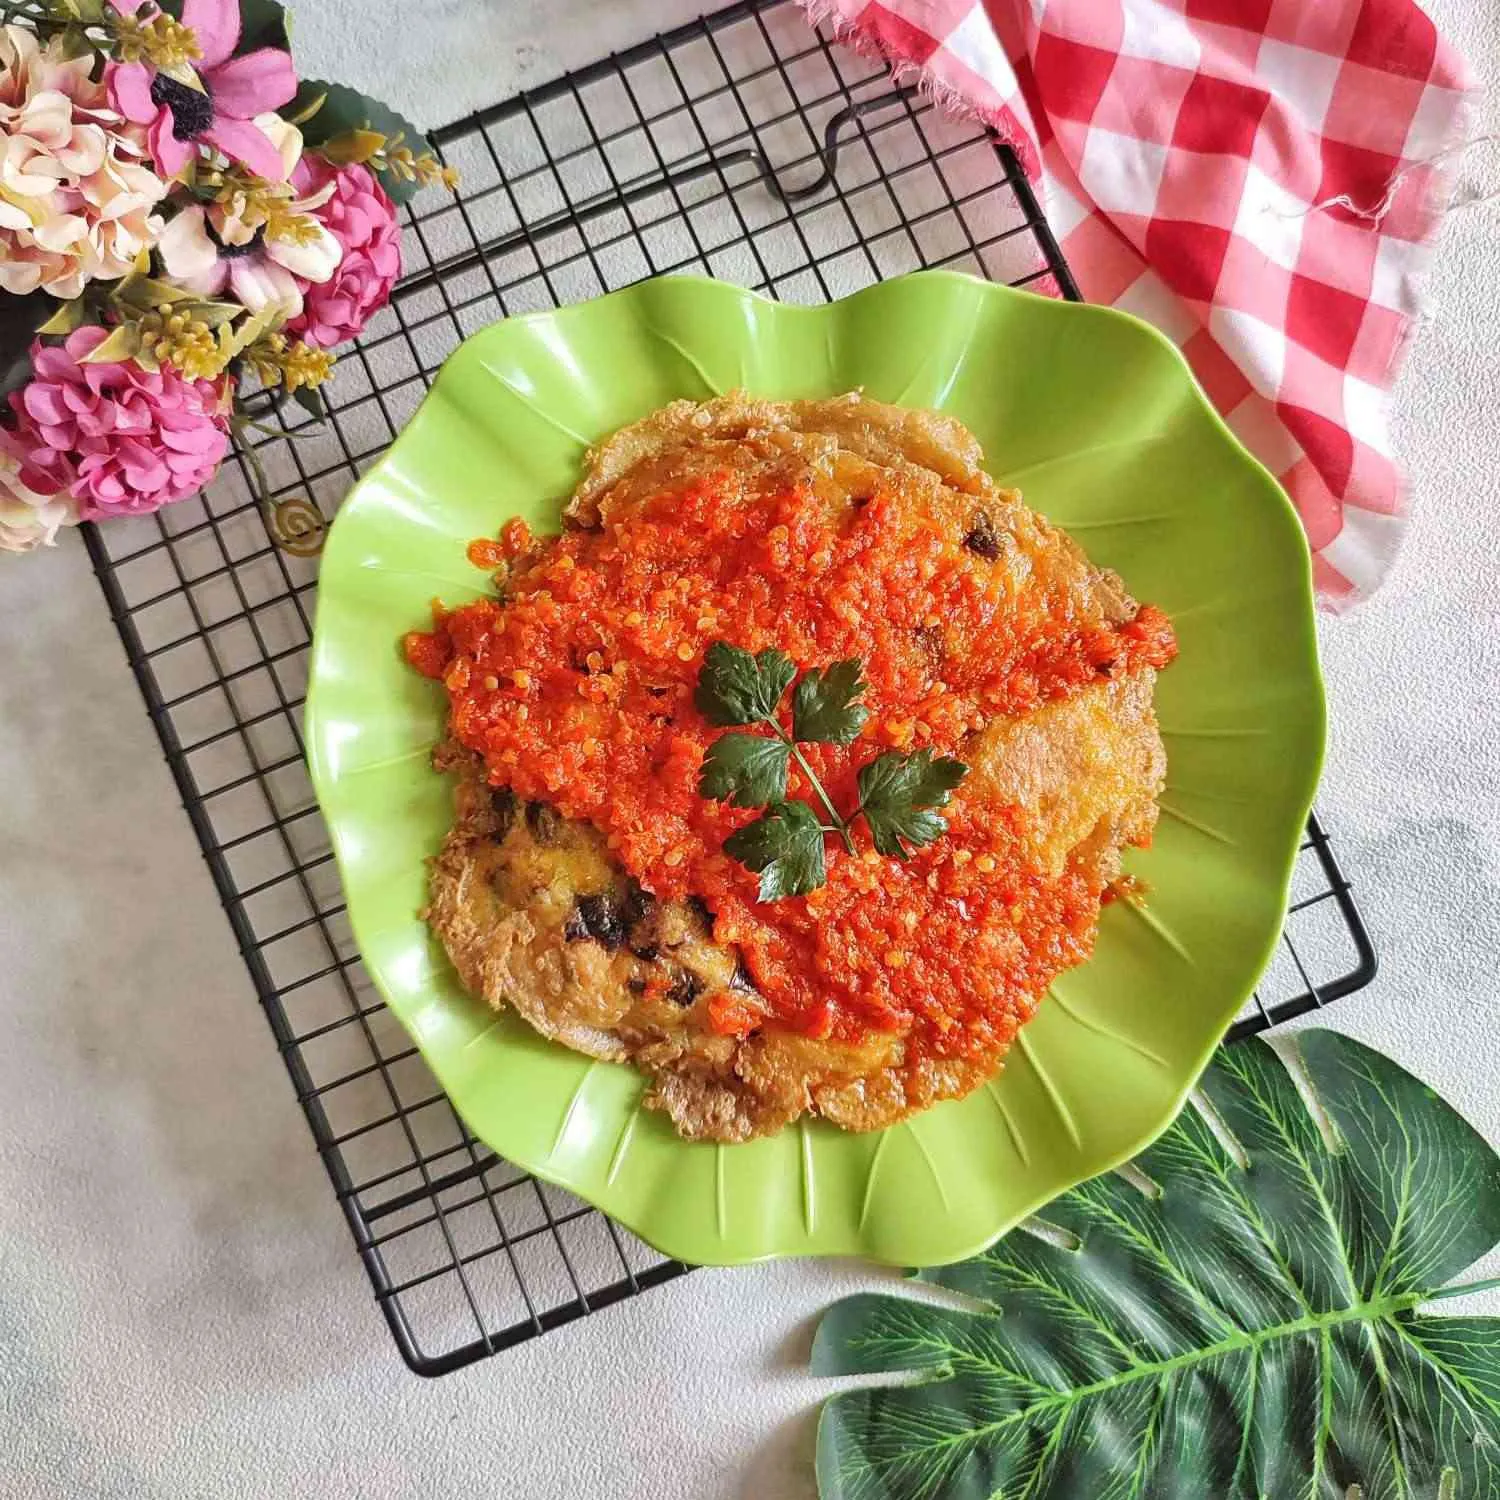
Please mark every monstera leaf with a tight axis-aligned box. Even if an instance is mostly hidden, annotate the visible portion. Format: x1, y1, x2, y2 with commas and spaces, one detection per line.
813, 1029, 1500, 1500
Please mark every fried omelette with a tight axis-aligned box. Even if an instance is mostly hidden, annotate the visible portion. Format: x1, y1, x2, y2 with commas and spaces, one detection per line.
416, 392, 1171, 1142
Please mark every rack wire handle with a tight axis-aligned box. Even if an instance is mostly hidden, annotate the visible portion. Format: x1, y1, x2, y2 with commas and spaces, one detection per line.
392, 86, 917, 305
721, 84, 918, 203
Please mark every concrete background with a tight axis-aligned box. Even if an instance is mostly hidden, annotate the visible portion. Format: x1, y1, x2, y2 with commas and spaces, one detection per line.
2, 2, 1497, 1496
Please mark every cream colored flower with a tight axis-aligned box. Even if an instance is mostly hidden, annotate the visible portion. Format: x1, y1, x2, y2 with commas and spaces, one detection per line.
254, 111, 304, 181
159, 197, 341, 320
0, 24, 92, 114
0, 446, 79, 555
0, 24, 167, 299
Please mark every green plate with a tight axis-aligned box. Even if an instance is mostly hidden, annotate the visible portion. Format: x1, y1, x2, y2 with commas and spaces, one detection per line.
306, 272, 1324, 1267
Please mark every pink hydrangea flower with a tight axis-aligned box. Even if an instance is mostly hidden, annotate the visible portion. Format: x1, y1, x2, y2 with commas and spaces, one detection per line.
106, 0, 297, 180
4, 326, 231, 521
285, 158, 401, 348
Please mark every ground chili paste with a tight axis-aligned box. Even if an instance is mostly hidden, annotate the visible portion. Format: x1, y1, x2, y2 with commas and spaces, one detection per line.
405, 470, 1175, 1057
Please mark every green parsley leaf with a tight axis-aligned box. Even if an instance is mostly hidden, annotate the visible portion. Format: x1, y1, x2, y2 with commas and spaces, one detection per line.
696, 642, 970, 900
723, 800, 827, 902
856, 749, 969, 859
791, 658, 869, 745
698, 732, 790, 808
694, 642, 797, 726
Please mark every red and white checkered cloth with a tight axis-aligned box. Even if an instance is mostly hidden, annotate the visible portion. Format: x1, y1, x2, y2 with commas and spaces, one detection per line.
801, 0, 1475, 605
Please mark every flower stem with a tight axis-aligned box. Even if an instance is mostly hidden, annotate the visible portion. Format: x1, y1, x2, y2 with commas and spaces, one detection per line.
230, 415, 278, 524
237, 414, 319, 443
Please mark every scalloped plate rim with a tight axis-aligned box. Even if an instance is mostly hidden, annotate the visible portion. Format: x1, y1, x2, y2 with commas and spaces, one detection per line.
304, 270, 1325, 1267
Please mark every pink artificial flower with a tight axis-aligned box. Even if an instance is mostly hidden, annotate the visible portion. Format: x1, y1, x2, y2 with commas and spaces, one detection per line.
5, 326, 231, 521
285, 158, 402, 347
106, 0, 296, 180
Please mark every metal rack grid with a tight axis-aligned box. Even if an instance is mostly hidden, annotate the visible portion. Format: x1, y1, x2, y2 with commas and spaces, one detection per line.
83, 0, 1376, 1377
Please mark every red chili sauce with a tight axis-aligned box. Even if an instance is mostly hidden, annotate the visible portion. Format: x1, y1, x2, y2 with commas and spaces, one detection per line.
405, 471, 1175, 1057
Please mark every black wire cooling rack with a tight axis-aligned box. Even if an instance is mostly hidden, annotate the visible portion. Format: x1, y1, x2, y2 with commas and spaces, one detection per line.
83, 0, 1376, 1377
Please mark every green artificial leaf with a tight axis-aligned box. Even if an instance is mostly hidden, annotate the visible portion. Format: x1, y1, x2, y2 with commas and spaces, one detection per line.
285, 89, 327, 126
157, 0, 288, 51
0, 290, 52, 401
217, 299, 283, 365
792, 658, 869, 745
54, 0, 106, 22
699, 731, 789, 809
80, 323, 143, 364
319, 128, 386, 166
724, 800, 826, 901
236, 0, 290, 52
35, 299, 87, 336
856, 749, 967, 858
813, 1028, 1500, 1500
186, 299, 244, 330
292, 385, 329, 424
111, 273, 195, 311
285, 79, 438, 205
0, 350, 32, 404
695, 642, 797, 727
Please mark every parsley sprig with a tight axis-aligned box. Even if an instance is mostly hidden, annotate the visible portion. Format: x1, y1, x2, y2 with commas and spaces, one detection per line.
695, 642, 968, 901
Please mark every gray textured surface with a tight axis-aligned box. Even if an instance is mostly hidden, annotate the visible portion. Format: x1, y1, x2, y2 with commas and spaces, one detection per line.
2, 3, 1497, 1497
